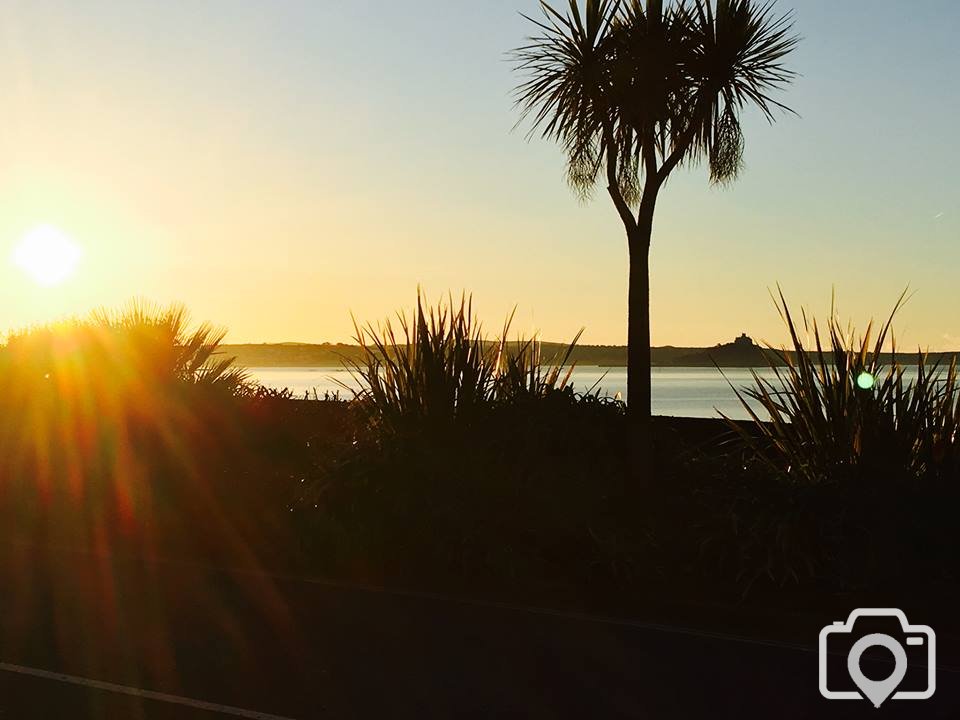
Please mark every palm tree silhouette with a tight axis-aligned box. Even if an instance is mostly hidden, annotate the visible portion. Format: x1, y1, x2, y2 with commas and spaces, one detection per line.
512, 0, 798, 465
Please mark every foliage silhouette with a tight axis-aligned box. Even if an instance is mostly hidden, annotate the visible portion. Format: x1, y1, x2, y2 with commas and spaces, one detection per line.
725, 290, 960, 485
346, 291, 587, 440
1, 296, 957, 605
0, 302, 265, 558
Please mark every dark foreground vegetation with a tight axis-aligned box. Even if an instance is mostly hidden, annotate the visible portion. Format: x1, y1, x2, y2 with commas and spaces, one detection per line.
2, 295, 958, 628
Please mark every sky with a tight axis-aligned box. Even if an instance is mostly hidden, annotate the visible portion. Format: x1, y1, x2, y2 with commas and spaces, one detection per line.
0, 0, 957, 348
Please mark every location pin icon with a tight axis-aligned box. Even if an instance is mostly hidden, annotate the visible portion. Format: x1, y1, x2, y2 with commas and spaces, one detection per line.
847, 634, 908, 708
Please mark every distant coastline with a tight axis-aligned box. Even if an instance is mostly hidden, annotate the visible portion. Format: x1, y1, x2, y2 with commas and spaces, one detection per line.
224, 335, 960, 369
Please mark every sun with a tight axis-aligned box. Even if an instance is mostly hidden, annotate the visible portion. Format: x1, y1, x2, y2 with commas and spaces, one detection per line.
12, 225, 82, 287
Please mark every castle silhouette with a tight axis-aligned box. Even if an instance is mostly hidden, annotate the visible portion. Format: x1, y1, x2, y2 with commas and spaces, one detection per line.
717, 333, 755, 349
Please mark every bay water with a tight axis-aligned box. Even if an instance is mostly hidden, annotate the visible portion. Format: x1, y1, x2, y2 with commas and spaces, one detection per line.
246, 366, 794, 420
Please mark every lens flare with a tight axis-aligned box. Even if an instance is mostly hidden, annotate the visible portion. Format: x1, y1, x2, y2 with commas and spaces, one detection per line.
856, 372, 875, 390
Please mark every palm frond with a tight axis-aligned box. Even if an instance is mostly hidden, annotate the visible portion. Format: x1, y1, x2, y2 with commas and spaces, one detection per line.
512, 1, 799, 199
512, 0, 623, 200
684, 0, 799, 183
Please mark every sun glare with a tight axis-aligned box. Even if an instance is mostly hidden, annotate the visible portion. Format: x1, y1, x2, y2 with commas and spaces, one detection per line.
12, 225, 82, 287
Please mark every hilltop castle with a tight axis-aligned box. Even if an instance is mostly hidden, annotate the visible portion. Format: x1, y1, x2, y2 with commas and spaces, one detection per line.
716, 333, 755, 349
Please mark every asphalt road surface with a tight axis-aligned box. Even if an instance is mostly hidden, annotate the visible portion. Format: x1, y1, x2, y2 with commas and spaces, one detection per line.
0, 546, 956, 719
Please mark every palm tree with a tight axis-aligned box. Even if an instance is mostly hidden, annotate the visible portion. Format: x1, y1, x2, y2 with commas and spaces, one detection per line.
512, 0, 798, 458
91, 301, 250, 393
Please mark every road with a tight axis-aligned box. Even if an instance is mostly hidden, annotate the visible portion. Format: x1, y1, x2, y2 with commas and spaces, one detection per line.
0, 546, 956, 719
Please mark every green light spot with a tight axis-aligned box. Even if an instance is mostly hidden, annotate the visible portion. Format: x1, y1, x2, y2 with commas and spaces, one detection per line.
856, 372, 875, 390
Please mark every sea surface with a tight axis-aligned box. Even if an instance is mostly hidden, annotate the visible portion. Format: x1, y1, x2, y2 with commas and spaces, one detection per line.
247, 366, 935, 421
246, 366, 798, 420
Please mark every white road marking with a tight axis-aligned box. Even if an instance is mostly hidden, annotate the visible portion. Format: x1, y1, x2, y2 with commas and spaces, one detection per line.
0, 662, 298, 720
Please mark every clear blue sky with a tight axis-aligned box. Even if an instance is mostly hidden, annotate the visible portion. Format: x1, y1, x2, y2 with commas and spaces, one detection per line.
0, 0, 957, 348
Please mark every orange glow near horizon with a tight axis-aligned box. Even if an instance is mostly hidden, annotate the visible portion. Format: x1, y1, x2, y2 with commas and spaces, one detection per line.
0, 2, 957, 350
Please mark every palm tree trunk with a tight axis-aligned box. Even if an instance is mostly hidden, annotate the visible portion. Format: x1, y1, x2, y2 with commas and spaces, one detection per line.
627, 201, 655, 473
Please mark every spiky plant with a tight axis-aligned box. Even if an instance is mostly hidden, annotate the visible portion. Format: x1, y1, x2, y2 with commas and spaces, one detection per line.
348, 293, 501, 437
725, 290, 960, 485
494, 332, 583, 402
347, 292, 586, 438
